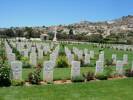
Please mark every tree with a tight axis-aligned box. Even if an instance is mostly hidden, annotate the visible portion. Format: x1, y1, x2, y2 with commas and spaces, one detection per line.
68, 29, 74, 39
24, 27, 33, 39
88, 34, 103, 43
69, 29, 74, 35
5, 29, 15, 37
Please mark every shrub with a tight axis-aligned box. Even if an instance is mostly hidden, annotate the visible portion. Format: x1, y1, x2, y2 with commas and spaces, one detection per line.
56, 56, 69, 68
12, 47, 22, 60
59, 44, 65, 56
82, 72, 94, 81
105, 59, 113, 66
36, 60, 43, 69
0, 48, 5, 57
81, 63, 94, 67
21, 57, 31, 68
80, 59, 84, 67
28, 68, 41, 85
125, 69, 133, 77
71, 76, 84, 82
95, 73, 108, 80
23, 63, 32, 68
0, 62, 11, 87
104, 66, 113, 78
21, 57, 28, 62
11, 80, 25, 86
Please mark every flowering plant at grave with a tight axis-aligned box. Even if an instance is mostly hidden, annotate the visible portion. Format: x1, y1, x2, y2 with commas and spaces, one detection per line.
82, 72, 95, 81
28, 68, 41, 85
0, 43, 11, 87
0, 62, 11, 87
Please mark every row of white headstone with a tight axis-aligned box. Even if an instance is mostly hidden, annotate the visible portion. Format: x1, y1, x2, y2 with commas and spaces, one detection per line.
65, 47, 90, 65
58, 41, 133, 51
10, 59, 133, 82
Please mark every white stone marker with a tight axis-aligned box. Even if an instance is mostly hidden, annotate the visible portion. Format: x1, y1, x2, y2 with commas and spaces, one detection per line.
7, 53, 16, 64
43, 61, 54, 82
11, 61, 22, 80
31, 47, 36, 53
99, 53, 104, 62
90, 51, 94, 59
84, 54, 90, 64
131, 61, 133, 71
112, 54, 117, 64
78, 51, 83, 60
30, 52, 37, 67
123, 54, 128, 64
116, 60, 123, 75
95, 61, 104, 74
24, 49, 29, 58
67, 54, 74, 65
84, 48, 88, 55
38, 49, 43, 59
71, 61, 80, 79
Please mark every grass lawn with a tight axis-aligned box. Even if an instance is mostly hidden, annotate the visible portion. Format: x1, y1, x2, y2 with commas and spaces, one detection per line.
0, 78, 133, 100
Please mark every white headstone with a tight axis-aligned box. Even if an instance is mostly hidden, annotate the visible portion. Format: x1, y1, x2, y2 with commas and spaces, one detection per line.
112, 54, 117, 64
30, 52, 37, 67
67, 54, 74, 65
90, 51, 94, 59
95, 61, 104, 74
11, 61, 22, 80
99, 53, 104, 62
23, 49, 29, 58
131, 61, 133, 71
84, 54, 90, 64
116, 60, 123, 75
7, 53, 16, 64
38, 49, 43, 59
71, 61, 80, 79
123, 54, 128, 64
43, 61, 54, 82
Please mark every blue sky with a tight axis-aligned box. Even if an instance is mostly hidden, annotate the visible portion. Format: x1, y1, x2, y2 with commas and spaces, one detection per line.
0, 0, 133, 28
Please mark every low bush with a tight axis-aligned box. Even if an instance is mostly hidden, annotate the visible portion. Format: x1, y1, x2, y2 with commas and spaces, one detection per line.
56, 56, 69, 68
71, 76, 84, 82
82, 72, 95, 81
0, 62, 11, 87
11, 80, 25, 86
105, 59, 113, 66
12, 47, 22, 60
23, 63, 32, 68
104, 66, 113, 78
28, 68, 41, 85
81, 63, 94, 67
59, 44, 65, 56
125, 69, 133, 77
95, 73, 108, 80
21, 57, 31, 68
